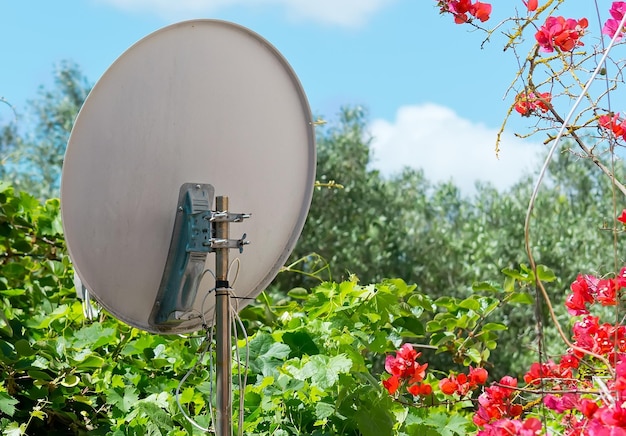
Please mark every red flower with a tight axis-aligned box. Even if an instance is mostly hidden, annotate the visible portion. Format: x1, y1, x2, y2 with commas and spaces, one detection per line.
599, 113, 626, 139
409, 361, 429, 384
566, 274, 595, 315
407, 382, 432, 396
440, 0, 492, 24
474, 379, 522, 427
523, 360, 571, 385
383, 375, 400, 395
618, 209, 626, 224
535, 16, 588, 53
440, 367, 488, 397
469, 366, 489, 385
471, 2, 492, 22
578, 398, 599, 419
596, 278, 619, 306
514, 91, 551, 116
439, 377, 458, 395
523, 0, 538, 12
559, 353, 580, 371
382, 344, 430, 397
385, 343, 420, 378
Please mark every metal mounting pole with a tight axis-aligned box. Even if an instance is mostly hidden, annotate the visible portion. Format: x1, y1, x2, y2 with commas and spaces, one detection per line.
215, 196, 232, 436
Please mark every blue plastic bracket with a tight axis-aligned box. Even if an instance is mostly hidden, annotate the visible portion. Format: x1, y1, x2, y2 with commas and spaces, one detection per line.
150, 183, 214, 328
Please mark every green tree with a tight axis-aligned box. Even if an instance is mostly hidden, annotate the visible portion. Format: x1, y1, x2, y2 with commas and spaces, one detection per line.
0, 61, 91, 199
274, 107, 625, 376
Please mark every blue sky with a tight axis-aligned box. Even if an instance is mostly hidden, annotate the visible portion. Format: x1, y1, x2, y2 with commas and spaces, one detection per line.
0, 1, 609, 192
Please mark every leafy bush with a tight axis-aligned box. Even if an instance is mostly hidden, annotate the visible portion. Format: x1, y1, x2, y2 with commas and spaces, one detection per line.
0, 183, 536, 435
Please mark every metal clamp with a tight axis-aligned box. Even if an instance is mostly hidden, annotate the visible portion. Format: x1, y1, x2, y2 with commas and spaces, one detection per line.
207, 233, 251, 253
208, 211, 251, 223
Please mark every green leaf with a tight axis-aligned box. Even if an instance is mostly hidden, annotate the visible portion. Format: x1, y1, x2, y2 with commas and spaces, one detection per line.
287, 287, 309, 299
106, 387, 139, 413
472, 281, 501, 292
3, 421, 27, 436
74, 354, 105, 370
0, 310, 13, 337
392, 316, 424, 336
14, 339, 34, 356
0, 392, 19, 416
60, 374, 80, 387
0, 289, 26, 297
292, 354, 352, 389
404, 424, 440, 436
314, 401, 335, 420
72, 322, 117, 349
509, 292, 534, 304
463, 347, 482, 365
536, 264, 556, 282
282, 331, 319, 358
28, 370, 53, 382
0, 392, 18, 417
1, 263, 26, 279
501, 267, 532, 282
458, 297, 480, 311
482, 322, 507, 331
425, 412, 471, 436
137, 400, 174, 430
248, 333, 291, 376
355, 400, 394, 436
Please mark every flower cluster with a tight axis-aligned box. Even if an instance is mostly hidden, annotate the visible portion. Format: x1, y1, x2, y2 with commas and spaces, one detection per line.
438, 0, 492, 24
514, 91, 552, 116
599, 113, 626, 141
383, 264, 626, 435
439, 366, 488, 396
382, 343, 432, 397
565, 268, 625, 315
477, 417, 542, 436
535, 16, 589, 53
535, 15, 588, 52
473, 376, 522, 427
516, 268, 626, 435
602, 2, 626, 40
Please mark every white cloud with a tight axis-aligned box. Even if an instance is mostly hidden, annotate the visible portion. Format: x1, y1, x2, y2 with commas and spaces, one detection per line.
96, 0, 395, 27
368, 104, 542, 193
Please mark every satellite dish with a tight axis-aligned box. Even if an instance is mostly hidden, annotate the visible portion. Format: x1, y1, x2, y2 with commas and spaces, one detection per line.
61, 19, 316, 334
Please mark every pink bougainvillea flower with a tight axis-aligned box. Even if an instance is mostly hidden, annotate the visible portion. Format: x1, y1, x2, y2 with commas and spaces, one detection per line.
603, 1, 626, 40
535, 16, 588, 52
544, 393, 579, 413
477, 417, 542, 436
524, 0, 538, 12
